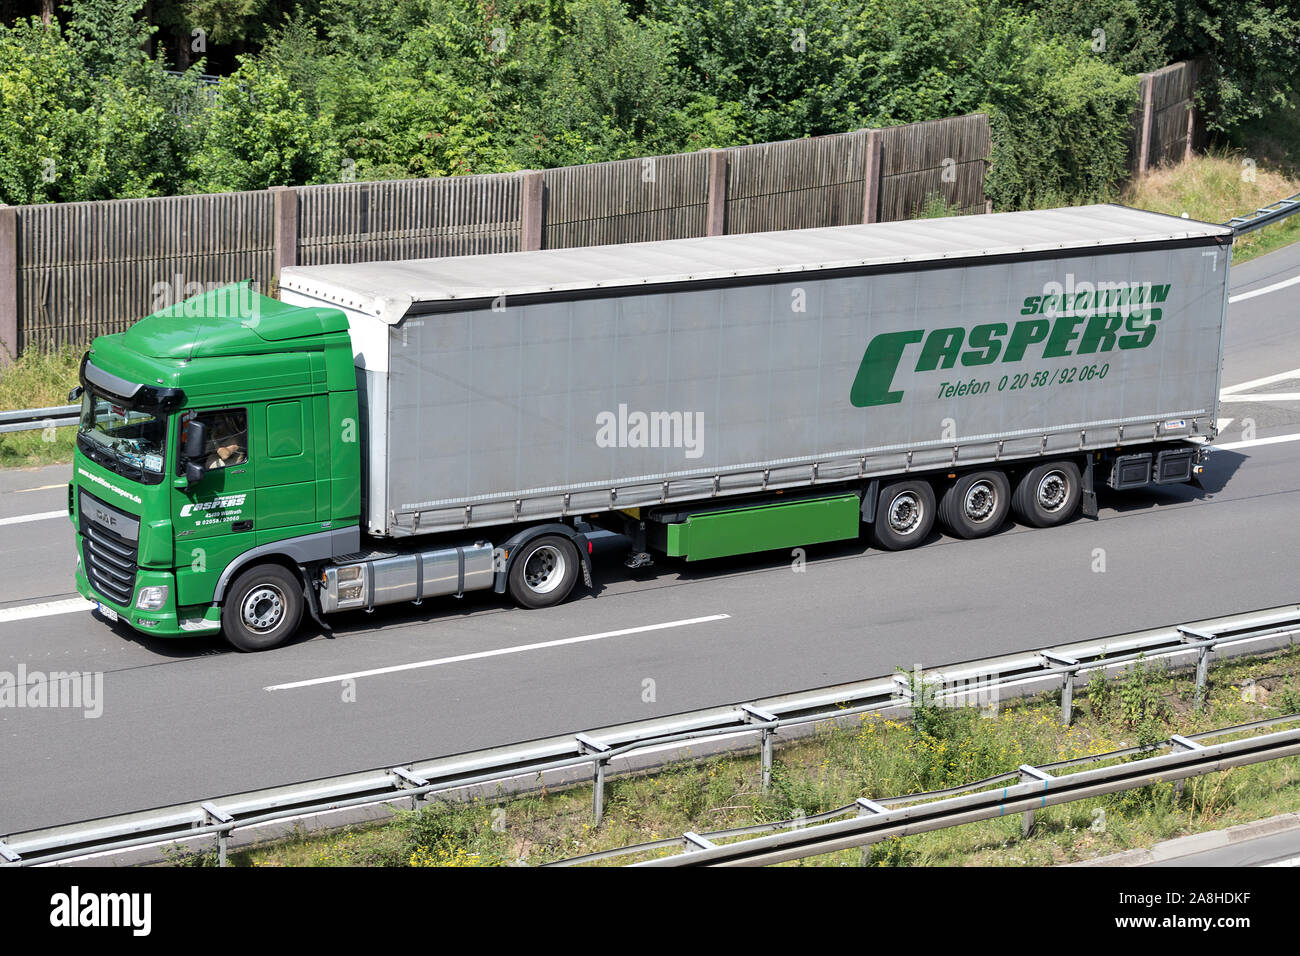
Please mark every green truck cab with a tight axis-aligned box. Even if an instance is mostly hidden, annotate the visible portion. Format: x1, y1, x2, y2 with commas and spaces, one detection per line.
70, 286, 362, 650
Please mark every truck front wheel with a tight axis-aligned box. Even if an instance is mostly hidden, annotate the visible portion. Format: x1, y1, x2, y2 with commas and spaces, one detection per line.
1012, 461, 1082, 528
222, 563, 304, 652
871, 480, 936, 551
507, 535, 580, 609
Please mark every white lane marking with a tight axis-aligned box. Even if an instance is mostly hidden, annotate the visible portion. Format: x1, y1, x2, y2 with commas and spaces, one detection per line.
1220, 368, 1300, 395
265, 614, 732, 691
1264, 856, 1300, 867
1228, 273, 1300, 304
1215, 432, 1300, 451
1220, 393, 1300, 403
1216, 418, 1235, 433
0, 510, 66, 527
15, 483, 66, 494
0, 597, 95, 623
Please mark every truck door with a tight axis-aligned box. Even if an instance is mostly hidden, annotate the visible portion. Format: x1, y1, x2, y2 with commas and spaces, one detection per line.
173, 407, 257, 607
257, 399, 317, 532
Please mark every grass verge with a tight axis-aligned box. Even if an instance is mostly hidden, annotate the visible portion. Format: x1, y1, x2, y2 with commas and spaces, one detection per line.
0, 347, 81, 468
1122, 152, 1300, 264
200, 646, 1300, 868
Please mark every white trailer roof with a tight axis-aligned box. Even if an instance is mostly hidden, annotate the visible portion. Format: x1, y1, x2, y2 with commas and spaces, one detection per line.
279, 203, 1232, 325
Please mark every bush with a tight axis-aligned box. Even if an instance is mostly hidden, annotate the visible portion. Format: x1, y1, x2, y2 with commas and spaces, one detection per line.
984, 31, 1139, 209
189, 56, 341, 191
395, 799, 511, 867
1115, 656, 1172, 740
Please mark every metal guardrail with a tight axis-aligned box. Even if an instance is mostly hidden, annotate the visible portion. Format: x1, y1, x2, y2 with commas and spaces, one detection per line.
0, 405, 79, 435
613, 715, 1300, 867
0, 605, 1296, 866
1227, 191, 1300, 235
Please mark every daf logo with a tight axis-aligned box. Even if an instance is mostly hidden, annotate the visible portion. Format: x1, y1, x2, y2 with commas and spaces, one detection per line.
95, 508, 117, 528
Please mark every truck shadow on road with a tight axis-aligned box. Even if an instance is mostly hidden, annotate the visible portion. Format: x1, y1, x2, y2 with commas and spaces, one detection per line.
120, 452, 1253, 655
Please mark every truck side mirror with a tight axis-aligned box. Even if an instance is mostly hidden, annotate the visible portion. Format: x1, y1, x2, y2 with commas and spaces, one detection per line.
185, 460, 205, 485
68, 385, 83, 402
184, 420, 207, 460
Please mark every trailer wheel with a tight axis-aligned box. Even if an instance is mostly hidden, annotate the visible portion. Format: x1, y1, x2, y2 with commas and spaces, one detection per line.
1012, 461, 1082, 528
507, 535, 580, 609
939, 470, 1011, 539
871, 480, 936, 551
221, 563, 304, 652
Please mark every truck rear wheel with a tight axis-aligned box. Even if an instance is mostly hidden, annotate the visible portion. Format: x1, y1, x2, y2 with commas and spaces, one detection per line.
871, 480, 936, 551
507, 535, 580, 609
222, 563, 304, 652
939, 470, 1011, 539
1012, 461, 1082, 528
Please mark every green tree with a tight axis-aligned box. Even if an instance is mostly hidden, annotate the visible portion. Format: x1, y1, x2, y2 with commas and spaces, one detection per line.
511, 0, 695, 166
1150, 0, 1300, 133
66, 0, 156, 74
652, 0, 868, 142
189, 55, 339, 189
1025, 0, 1170, 75
983, 29, 1139, 209
0, 18, 90, 204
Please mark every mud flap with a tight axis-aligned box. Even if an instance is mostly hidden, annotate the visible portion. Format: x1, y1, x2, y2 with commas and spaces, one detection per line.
1081, 456, 1099, 519
298, 567, 333, 637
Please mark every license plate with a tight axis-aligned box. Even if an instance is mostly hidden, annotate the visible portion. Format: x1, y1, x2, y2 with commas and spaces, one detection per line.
97, 602, 118, 622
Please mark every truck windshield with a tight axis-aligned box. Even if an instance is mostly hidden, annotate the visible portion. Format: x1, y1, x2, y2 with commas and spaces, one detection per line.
77, 390, 167, 483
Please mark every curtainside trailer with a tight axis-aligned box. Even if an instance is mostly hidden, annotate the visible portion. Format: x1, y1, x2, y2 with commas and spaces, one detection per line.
67, 204, 1233, 649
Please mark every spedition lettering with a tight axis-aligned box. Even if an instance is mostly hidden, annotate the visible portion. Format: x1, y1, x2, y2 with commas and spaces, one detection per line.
850, 286, 1169, 408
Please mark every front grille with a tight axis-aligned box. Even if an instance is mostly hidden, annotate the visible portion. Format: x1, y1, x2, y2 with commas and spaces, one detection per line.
80, 494, 139, 606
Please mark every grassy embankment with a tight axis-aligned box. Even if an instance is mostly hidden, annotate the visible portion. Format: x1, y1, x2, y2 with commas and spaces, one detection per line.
0, 346, 79, 468
187, 647, 1300, 868
1122, 151, 1300, 264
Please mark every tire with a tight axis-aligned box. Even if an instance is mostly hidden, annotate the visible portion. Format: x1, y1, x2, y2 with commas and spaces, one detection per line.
221, 563, 304, 652
871, 480, 936, 551
507, 535, 581, 609
939, 470, 1011, 539
1012, 461, 1082, 528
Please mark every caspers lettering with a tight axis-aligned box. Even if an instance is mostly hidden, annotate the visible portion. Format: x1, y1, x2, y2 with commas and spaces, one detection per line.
850, 300, 1165, 408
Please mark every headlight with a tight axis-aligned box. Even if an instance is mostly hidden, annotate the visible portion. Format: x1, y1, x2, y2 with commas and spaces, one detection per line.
135, 586, 169, 610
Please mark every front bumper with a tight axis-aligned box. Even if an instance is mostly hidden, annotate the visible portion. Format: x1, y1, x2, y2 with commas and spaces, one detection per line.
75, 550, 220, 638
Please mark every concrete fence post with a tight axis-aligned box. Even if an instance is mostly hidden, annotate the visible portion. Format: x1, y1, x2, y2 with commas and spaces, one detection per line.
705, 149, 728, 236
270, 186, 298, 287
862, 129, 883, 224
1136, 74, 1154, 178
0, 204, 17, 363
519, 171, 545, 251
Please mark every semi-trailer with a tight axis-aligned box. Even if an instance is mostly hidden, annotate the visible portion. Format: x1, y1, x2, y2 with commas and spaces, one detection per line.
67, 204, 1233, 650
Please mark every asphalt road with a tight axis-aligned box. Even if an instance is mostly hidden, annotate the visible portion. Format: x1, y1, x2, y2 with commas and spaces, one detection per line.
1, 242, 1298, 835
1147, 825, 1300, 867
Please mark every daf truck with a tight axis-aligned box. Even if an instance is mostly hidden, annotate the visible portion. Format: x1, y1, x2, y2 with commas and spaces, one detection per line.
67, 204, 1234, 650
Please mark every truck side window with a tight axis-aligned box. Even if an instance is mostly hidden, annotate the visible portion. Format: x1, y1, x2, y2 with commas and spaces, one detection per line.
181, 409, 249, 471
